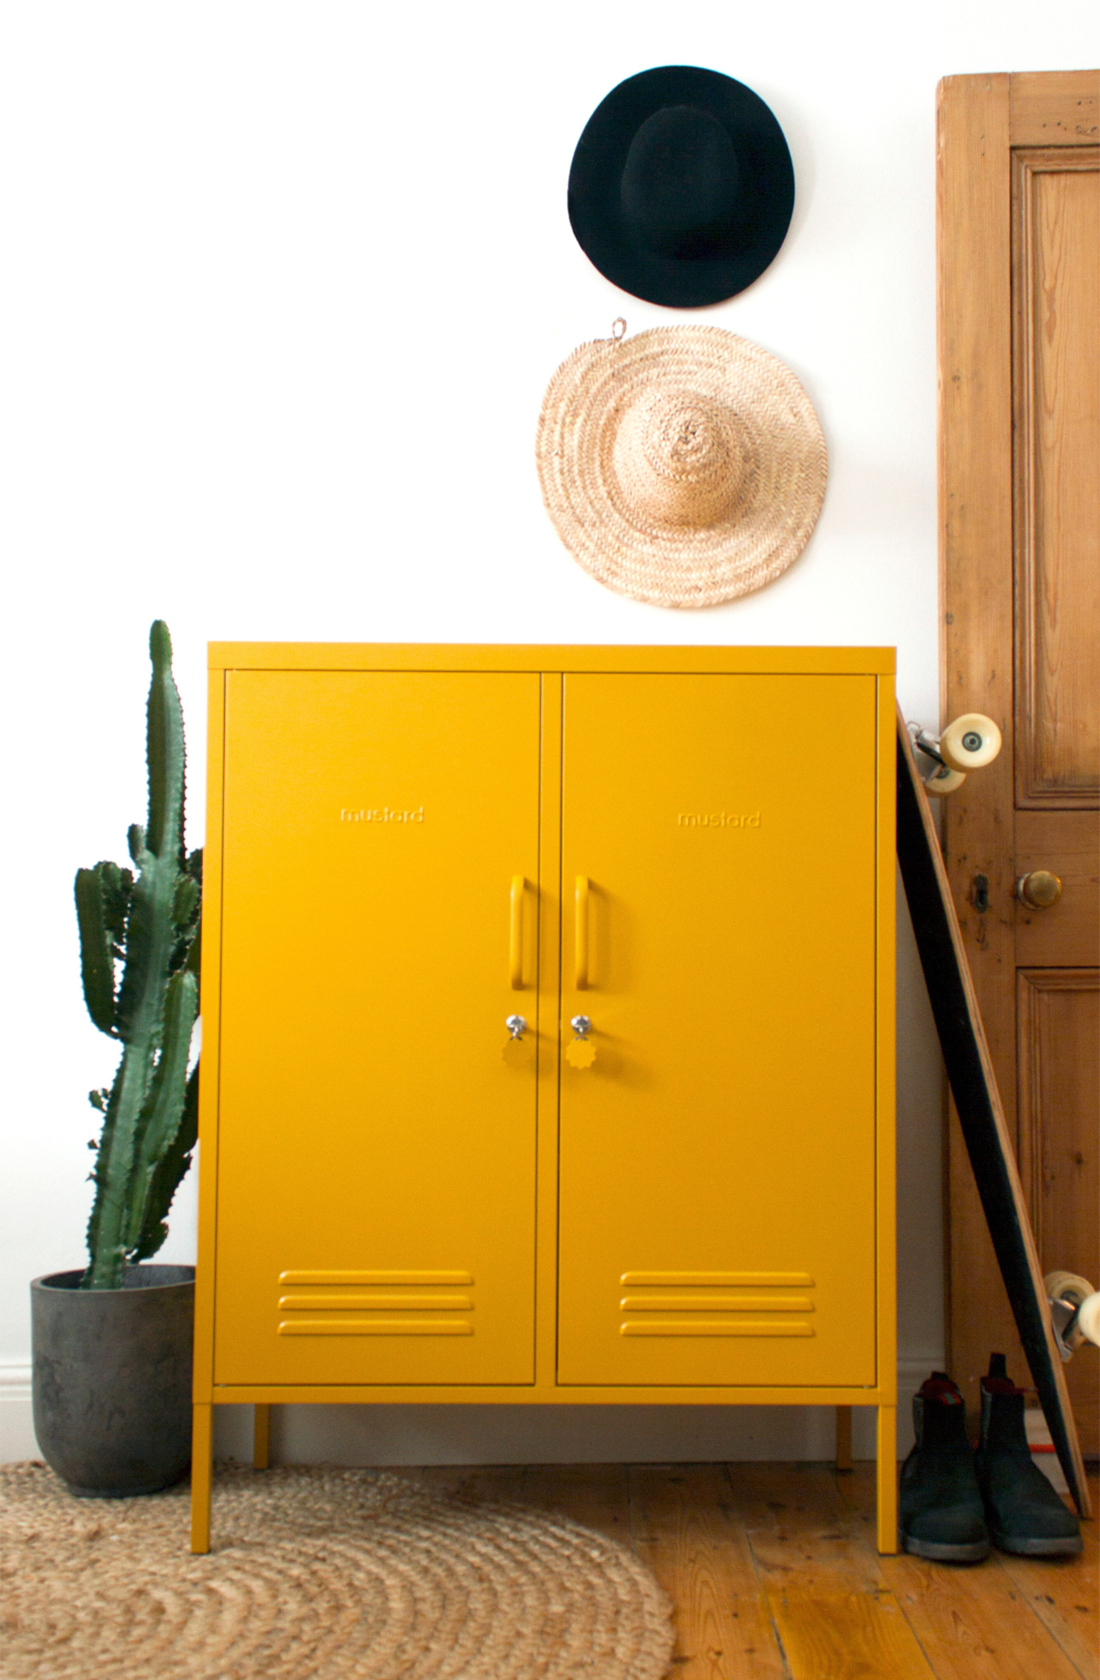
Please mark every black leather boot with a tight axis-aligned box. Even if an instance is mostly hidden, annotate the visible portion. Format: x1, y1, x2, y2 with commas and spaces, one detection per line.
899, 1372, 990, 1562
975, 1355, 1082, 1556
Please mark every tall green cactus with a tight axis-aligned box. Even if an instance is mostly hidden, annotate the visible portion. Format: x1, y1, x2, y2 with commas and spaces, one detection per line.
77, 622, 202, 1290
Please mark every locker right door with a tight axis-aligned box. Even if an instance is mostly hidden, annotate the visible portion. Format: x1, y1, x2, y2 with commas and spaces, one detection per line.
557, 672, 881, 1388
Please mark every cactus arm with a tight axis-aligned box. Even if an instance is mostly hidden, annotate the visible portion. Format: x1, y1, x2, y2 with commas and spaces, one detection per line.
130, 1058, 200, 1262
114, 635, 186, 1044
145, 621, 186, 861
185, 916, 202, 993
174, 874, 200, 927
122, 971, 198, 1253
181, 849, 203, 997
170, 874, 201, 976
98, 862, 134, 954
75, 868, 117, 1035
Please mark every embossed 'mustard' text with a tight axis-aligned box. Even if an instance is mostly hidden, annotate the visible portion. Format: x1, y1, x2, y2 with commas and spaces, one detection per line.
341, 806, 424, 824
677, 812, 760, 828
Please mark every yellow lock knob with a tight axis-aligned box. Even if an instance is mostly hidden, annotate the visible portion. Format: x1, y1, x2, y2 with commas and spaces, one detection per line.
566, 1015, 596, 1069
503, 1015, 534, 1067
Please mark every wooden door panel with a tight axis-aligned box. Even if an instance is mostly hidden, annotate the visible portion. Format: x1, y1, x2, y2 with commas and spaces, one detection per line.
940, 70, 1100, 1436
1014, 811, 1100, 966
1013, 147, 1100, 806
1017, 971, 1100, 1452
557, 673, 879, 1387
213, 671, 541, 1386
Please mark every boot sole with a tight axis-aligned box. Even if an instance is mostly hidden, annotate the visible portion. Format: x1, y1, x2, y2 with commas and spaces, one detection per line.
902, 1533, 990, 1563
991, 1530, 1083, 1557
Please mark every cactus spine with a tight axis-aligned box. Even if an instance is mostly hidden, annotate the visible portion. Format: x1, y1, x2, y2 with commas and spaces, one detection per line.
77, 622, 202, 1290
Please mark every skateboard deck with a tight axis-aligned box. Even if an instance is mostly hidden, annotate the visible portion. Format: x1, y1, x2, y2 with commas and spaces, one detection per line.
895, 709, 1091, 1516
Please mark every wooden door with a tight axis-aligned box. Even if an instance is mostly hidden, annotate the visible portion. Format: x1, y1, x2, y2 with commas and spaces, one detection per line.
938, 71, 1100, 1445
212, 670, 541, 1386
556, 673, 881, 1387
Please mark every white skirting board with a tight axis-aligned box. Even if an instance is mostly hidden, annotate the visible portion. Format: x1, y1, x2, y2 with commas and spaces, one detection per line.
0, 1363, 35, 1462
2, 1357, 939, 1465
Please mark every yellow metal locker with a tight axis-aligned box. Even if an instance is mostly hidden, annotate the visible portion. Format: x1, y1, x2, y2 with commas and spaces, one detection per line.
192, 645, 897, 1556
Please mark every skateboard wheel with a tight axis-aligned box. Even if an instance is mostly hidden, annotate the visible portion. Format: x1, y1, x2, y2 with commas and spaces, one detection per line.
923, 763, 966, 797
1045, 1270, 1096, 1309
1076, 1293, 1100, 1348
939, 712, 1002, 774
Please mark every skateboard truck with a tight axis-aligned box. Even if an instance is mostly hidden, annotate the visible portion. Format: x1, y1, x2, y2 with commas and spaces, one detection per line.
907, 713, 1002, 797
1045, 1272, 1100, 1361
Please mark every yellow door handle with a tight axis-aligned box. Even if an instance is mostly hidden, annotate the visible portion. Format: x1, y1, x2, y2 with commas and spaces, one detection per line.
510, 876, 526, 989
575, 876, 590, 990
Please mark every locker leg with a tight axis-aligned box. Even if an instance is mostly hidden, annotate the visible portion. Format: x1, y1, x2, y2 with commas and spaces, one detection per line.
876, 1405, 898, 1554
835, 1405, 853, 1473
190, 1402, 214, 1555
253, 1403, 271, 1470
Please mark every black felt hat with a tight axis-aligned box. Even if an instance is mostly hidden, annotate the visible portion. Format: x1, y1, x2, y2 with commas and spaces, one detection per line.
567, 66, 795, 308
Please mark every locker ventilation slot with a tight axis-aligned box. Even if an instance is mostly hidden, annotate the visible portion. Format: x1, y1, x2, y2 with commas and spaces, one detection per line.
618, 1271, 815, 1338
277, 1270, 475, 1336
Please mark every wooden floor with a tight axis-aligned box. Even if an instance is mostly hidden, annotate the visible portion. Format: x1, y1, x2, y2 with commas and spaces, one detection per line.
407, 1461, 1098, 1680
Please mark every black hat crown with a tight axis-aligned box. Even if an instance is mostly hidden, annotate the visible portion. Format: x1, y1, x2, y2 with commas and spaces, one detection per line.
569, 66, 794, 308
621, 106, 744, 259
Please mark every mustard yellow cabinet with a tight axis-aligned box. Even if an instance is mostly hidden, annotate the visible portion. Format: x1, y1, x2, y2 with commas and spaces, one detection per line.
193, 646, 897, 1553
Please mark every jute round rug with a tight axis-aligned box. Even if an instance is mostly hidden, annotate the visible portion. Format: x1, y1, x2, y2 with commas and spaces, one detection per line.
1, 1462, 674, 1680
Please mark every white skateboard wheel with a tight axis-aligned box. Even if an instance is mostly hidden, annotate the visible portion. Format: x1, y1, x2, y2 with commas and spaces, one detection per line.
1045, 1269, 1095, 1305
923, 763, 966, 797
1075, 1293, 1100, 1348
939, 712, 1002, 774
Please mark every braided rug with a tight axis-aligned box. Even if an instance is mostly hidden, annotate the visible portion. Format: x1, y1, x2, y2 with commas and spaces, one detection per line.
1, 1461, 674, 1680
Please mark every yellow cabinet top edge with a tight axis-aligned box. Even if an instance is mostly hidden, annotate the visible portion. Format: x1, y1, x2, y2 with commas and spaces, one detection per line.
209, 643, 896, 675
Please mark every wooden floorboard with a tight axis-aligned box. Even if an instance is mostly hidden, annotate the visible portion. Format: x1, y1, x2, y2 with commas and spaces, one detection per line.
410, 1461, 1098, 1680
629, 1463, 787, 1679
518, 1462, 635, 1546
989, 1541, 1098, 1679
727, 1462, 934, 1679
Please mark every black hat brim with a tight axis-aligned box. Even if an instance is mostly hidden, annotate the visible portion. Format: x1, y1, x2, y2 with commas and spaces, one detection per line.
568, 66, 795, 309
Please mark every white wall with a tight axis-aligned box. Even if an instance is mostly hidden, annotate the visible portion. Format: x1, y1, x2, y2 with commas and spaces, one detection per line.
1, 0, 1093, 1464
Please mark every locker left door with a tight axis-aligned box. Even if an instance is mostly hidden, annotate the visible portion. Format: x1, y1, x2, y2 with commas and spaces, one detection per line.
212, 670, 541, 1386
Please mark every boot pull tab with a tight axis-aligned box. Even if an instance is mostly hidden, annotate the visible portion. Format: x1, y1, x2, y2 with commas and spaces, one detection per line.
983, 1351, 1026, 1395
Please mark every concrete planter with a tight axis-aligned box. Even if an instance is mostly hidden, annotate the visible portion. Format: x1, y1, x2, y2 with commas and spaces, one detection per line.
31, 1264, 195, 1497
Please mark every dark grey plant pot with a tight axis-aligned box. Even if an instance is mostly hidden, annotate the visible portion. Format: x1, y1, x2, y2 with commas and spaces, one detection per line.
31, 1264, 195, 1497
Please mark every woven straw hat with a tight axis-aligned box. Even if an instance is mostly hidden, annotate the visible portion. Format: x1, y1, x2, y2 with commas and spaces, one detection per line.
536, 322, 827, 608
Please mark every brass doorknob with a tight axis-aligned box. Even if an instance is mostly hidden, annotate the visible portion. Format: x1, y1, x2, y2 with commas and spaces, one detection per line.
1016, 870, 1062, 910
